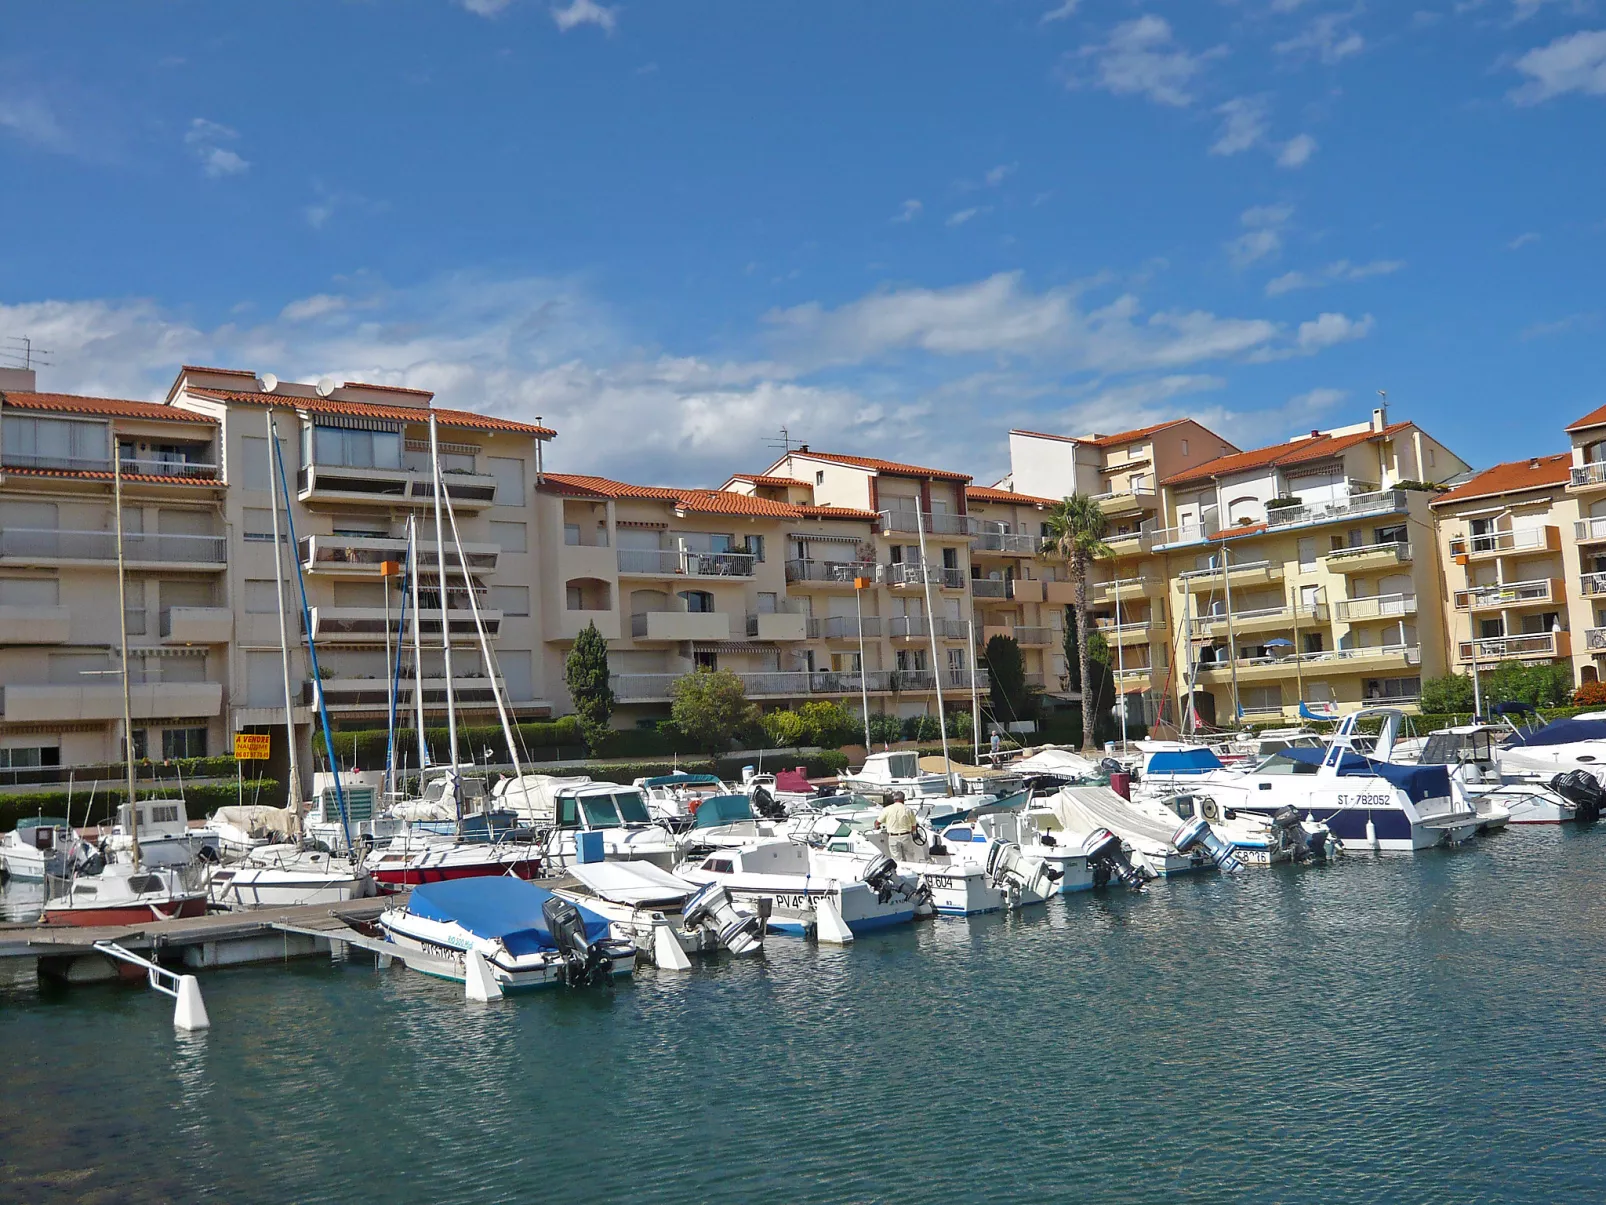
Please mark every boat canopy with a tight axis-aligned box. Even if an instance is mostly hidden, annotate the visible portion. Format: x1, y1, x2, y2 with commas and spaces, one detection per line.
694, 794, 756, 828
1504, 718, 1606, 748
1143, 747, 1224, 775
642, 773, 722, 788
773, 768, 813, 795
407, 878, 610, 956
1011, 747, 1098, 778
14, 816, 69, 830
1279, 747, 1451, 804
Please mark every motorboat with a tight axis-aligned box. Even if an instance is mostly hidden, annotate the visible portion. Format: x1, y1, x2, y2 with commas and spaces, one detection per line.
549, 859, 765, 966
1157, 709, 1480, 853
1, 816, 78, 881
99, 798, 221, 868
536, 781, 682, 871
1410, 725, 1564, 825
207, 804, 300, 858
208, 842, 374, 908
1147, 793, 1336, 865
844, 750, 951, 799
739, 766, 821, 813
1044, 784, 1215, 877
1497, 716, 1606, 789
633, 772, 731, 825
304, 770, 407, 853
364, 829, 543, 893
378, 877, 637, 991
676, 839, 930, 939
41, 858, 208, 926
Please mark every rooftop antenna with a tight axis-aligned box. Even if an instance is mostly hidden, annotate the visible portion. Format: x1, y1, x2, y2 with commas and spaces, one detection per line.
0, 337, 53, 371
765, 426, 799, 456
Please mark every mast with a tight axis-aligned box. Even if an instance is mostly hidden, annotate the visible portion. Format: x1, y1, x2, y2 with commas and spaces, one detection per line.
1220, 543, 1242, 724
1113, 552, 1127, 750
384, 546, 411, 802
265, 412, 303, 812
967, 616, 981, 764
429, 416, 462, 817
113, 447, 140, 870
408, 515, 428, 772
914, 503, 952, 781
855, 576, 873, 751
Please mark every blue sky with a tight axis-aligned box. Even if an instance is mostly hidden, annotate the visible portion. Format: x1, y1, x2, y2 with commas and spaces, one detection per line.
0, 0, 1601, 485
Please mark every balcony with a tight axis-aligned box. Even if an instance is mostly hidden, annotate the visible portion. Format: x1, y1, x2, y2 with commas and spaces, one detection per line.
877, 510, 979, 538
1196, 645, 1422, 681
0, 682, 223, 722
1264, 488, 1408, 531
612, 669, 987, 703
746, 610, 808, 641
886, 563, 967, 590
300, 534, 500, 577
297, 463, 499, 509
1190, 603, 1328, 638
1450, 527, 1560, 560
1586, 628, 1606, 653
971, 529, 1038, 555
808, 615, 884, 640
1323, 542, 1412, 574
1179, 559, 1284, 593
0, 451, 220, 482
306, 676, 506, 711
1570, 461, 1606, 492
1103, 527, 1157, 555
0, 605, 71, 644
630, 611, 731, 642
1583, 572, 1606, 598
160, 607, 232, 644
889, 616, 969, 641
547, 608, 621, 642
1334, 594, 1416, 623
1576, 516, 1606, 545
1091, 576, 1163, 604
1096, 618, 1155, 647
972, 577, 1009, 599
784, 559, 879, 587
1453, 578, 1560, 612
0, 528, 226, 569
618, 548, 756, 579
1458, 632, 1570, 663
1151, 524, 1215, 550
1094, 485, 1157, 517
309, 606, 501, 642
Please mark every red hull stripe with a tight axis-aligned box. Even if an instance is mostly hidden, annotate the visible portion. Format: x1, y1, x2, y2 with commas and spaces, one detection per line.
42, 898, 209, 927
371, 860, 541, 892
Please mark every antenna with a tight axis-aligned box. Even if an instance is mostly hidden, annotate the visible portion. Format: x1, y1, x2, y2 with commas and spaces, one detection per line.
0, 337, 53, 371
258, 372, 279, 394
316, 376, 336, 398
765, 426, 799, 456
1377, 389, 1387, 403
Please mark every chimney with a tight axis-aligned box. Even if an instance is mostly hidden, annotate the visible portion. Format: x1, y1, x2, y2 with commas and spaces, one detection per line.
1372, 404, 1387, 434
0, 367, 38, 392
798, 443, 809, 453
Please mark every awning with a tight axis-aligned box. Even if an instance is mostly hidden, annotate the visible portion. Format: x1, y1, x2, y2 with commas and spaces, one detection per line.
788, 532, 863, 544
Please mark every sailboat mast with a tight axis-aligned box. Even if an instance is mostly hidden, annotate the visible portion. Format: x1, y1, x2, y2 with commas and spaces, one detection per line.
429, 416, 461, 798
408, 515, 428, 772
113, 445, 140, 871
266, 412, 303, 812
913, 502, 952, 778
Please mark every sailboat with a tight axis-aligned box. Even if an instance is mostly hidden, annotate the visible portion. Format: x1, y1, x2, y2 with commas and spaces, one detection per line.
44, 454, 207, 925
210, 411, 373, 908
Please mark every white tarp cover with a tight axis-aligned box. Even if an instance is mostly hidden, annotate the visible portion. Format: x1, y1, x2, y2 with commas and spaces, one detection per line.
1011, 747, 1098, 778
568, 859, 695, 906
211, 805, 298, 839
1050, 786, 1178, 853
490, 774, 594, 823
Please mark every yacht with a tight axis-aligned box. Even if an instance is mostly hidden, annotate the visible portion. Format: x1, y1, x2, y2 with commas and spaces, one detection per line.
99, 797, 221, 869
549, 859, 765, 964
844, 750, 951, 799
209, 842, 375, 908
1, 816, 78, 881
42, 858, 208, 926
1411, 725, 1568, 825
537, 781, 683, 871
1497, 716, 1606, 790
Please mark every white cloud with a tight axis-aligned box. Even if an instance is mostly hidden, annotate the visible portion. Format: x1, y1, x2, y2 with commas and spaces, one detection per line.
1275, 11, 1365, 64
1295, 311, 1374, 351
893, 199, 923, 223
552, 0, 617, 32
457, 0, 514, 13
0, 94, 69, 152
1267, 259, 1405, 294
947, 207, 985, 227
1287, 387, 1348, 410
1278, 132, 1318, 167
984, 162, 1018, 186
1265, 271, 1316, 296
184, 117, 249, 178
1211, 96, 1271, 155
1508, 230, 1542, 248
1227, 204, 1294, 267
1511, 30, 1606, 102
1040, 0, 1080, 22
280, 294, 349, 322
1065, 16, 1223, 107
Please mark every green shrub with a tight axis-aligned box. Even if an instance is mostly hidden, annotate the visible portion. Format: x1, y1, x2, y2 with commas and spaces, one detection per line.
902, 714, 944, 742
319, 719, 585, 766
797, 700, 862, 747
866, 713, 902, 745
1, 780, 281, 833
760, 709, 808, 748
1420, 674, 1474, 715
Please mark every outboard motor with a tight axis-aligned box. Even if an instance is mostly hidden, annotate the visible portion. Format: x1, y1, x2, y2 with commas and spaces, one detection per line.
985, 841, 1063, 901
67, 839, 104, 878
1270, 805, 1311, 863
681, 881, 764, 956
861, 853, 901, 904
541, 894, 634, 986
1081, 828, 1149, 892
1172, 815, 1244, 874
1550, 770, 1604, 824
751, 784, 787, 820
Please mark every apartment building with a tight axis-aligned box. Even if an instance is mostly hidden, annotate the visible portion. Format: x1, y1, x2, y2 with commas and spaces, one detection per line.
964, 485, 1070, 693
0, 367, 229, 771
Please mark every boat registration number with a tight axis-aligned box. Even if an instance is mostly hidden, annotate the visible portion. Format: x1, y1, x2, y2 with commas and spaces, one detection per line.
1334, 794, 1392, 807
771, 893, 826, 910
922, 875, 961, 889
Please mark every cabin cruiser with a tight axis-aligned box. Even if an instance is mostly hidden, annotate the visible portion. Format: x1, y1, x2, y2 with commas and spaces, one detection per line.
379, 877, 637, 992
537, 782, 682, 871
1408, 725, 1567, 826
1158, 709, 1480, 853
208, 842, 374, 908
363, 829, 543, 892
677, 839, 931, 939
633, 772, 731, 825
99, 798, 221, 868
1497, 716, 1606, 789
42, 857, 208, 926
1, 816, 80, 881
550, 859, 765, 967
208, 804, 300, 858
845, 750, 951, 799
304, 771, 407, 853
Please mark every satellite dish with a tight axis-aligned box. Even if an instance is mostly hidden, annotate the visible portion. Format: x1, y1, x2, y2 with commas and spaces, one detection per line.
258, 373, 278, 394
316, 377, 336, 398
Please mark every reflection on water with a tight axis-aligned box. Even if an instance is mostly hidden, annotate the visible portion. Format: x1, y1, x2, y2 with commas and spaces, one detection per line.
1, 877, 43, 922
5, 829, 1606, 1204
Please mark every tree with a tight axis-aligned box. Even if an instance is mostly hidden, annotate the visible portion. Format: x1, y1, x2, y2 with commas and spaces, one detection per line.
797, 700, 861, 747
1420, 673, 1474, 715
760, 708, 807, 748
1065, 613, 1118, 747
985, 634, 1028, 720
669, 668, 758, 755
564, 621, 614, 754
1042, 494, 1113, 753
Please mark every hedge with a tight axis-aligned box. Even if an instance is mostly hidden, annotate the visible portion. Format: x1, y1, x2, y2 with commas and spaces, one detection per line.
1, 780, 281, 833
318, 718, 585, 766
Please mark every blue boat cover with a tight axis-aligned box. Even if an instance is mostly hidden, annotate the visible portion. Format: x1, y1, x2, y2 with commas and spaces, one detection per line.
693, 794, 755, 828
1491, 701, 1537, 716
407, 878, 610, 956
1278, 747, 1451, 804
1504, 717, 1606, 747
1145, 747, 1224, 774
643, 773, 722, 787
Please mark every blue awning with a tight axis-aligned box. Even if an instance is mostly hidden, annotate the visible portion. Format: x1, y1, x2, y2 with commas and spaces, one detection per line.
1145, 747, 1224, 774
1504, 718, 1606, 747
407, 878, 610, 956
694, 794, 756, 828
1279, 746, 1450, 803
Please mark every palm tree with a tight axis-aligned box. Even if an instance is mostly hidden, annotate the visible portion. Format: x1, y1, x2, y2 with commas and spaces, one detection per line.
1042, 494, 1112, 754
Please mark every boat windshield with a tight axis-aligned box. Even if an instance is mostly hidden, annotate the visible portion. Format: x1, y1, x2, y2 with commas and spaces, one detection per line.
1253, 751, 1322, 775
580, 797, 623, 828
614, 790, 651, 824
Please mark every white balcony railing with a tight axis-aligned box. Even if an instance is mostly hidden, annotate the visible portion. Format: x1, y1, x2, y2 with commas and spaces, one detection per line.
0, 527, 226, 565
1178, 559, 1276, 581
1455, 529, 1548, 556
1453, 579, 1555, 611
1197, 645, 1422, 673
1458, 633, 1563, 661
1335, 594, 1417, 622
885, 562, 967, 590
1583, 572, 1606, 597
1571, 462, 1606, 488
1324, 540, 1412, 566
609, 668, 989, 703
972, 530, 1039, 554
889, 616, 969, 640
808, 615, 884, 640
1586, 628, 1606, 652
1264, 488, 1407, 530
617, 548, 756, 577
877, 510, 979, 537
1576, 517, 1606, 543
785, 559, 879, 586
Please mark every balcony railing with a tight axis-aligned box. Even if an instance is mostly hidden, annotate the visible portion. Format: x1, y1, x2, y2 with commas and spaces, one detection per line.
309, 607, 500, 641
1151, 523, 1214, 549
1178, 558, 1277, 581
609, 668, 990, 703
299, 534, 499, 576
1092, 484, 1157, 505
1452, 529, 1549, 557
1197, 645, 1423, 673
1091, 576, 1161, 602
0, 527, 226, 565
808, 615, 883, 640
297, 463, 499, 507
889, 616, 969, 640
1571, 462, 1606, 489
784, 559, 879, 586
877, 509, 979, 537
1010, 626, 1052, 646
1324, 540, 1411, 567
1335, 594, 1416, 622
886, 563, 967, 590
1453, 579, 1555, 611
306, 676, 503, 710
1583, 572, 1606, 597
971, 577, 1010, 599
1458, 633, 1565, 662
972, 530, 1038, 554
1097, 618, 1154, 638
1587, 628, 1606, 652
1264, 488, 1408, 530
1, 451, 221, 481
1576, 517, 1606, 543
617, 548, 756, 577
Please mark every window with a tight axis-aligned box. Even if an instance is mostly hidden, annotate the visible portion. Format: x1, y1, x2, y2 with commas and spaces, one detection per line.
1375, 523, 1407, 546
756, 592, 778, 614
1127, 444, 1142, 458
566, 585, 584, 611
490, 521, 528, 554
694, 650, 718, 670
815, 471, 825, 486
2, 415, 109, 470
489, 456, 526, 506
245, 579, 281, 614
161, 656, 207, 684
0, 576, 58, 606
942, 546, 958, 570
246, 651, 283, 707
498, 650, 533, 700
679, 590, 715, 613
242, 507, 279, 541
746, 534, 765, 563
313, 426, 401, 470
947, 648, 965, 672
239, 436, 272, 491
491, 585, 530, 616
564, 523, 582, 546
128, 729, 149, 761
1181, 439, 1190, 456
163, 727, 208, 759
0, 745, 60, 769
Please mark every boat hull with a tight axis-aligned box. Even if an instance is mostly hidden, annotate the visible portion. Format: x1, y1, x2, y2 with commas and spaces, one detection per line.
380, 913, 634, 990
42, 896, 208, 927
211, 871, 371, 908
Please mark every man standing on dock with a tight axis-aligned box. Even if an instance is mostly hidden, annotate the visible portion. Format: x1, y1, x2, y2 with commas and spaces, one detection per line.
878, 792, 920, 864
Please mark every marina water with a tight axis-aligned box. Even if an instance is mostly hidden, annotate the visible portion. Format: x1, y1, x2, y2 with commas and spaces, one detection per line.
5, 827, 1606, 1204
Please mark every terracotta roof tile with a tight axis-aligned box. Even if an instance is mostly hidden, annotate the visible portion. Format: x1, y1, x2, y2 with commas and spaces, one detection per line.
2, 391, 218, 425
1429, 453, 1572, 507
542, 474, 876, 521
793, 504, 879, 522
0, 464, 221, 488
787, 450, 971, 482
342, 381, 436, 399
966, 485, 1059, 507
726, 472, 805, 489
1083, 419, 1192, 447
1566, 404, 1606, 434
1162, 422, 1412, 487
186, 387, 555, 438
179, 365, 256, 378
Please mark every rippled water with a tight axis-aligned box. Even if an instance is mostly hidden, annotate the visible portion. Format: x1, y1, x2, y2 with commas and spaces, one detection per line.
5, 828, 1606, 1204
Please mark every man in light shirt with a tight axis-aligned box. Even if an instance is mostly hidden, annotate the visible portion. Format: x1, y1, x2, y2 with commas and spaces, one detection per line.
877, 791, 919, 863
